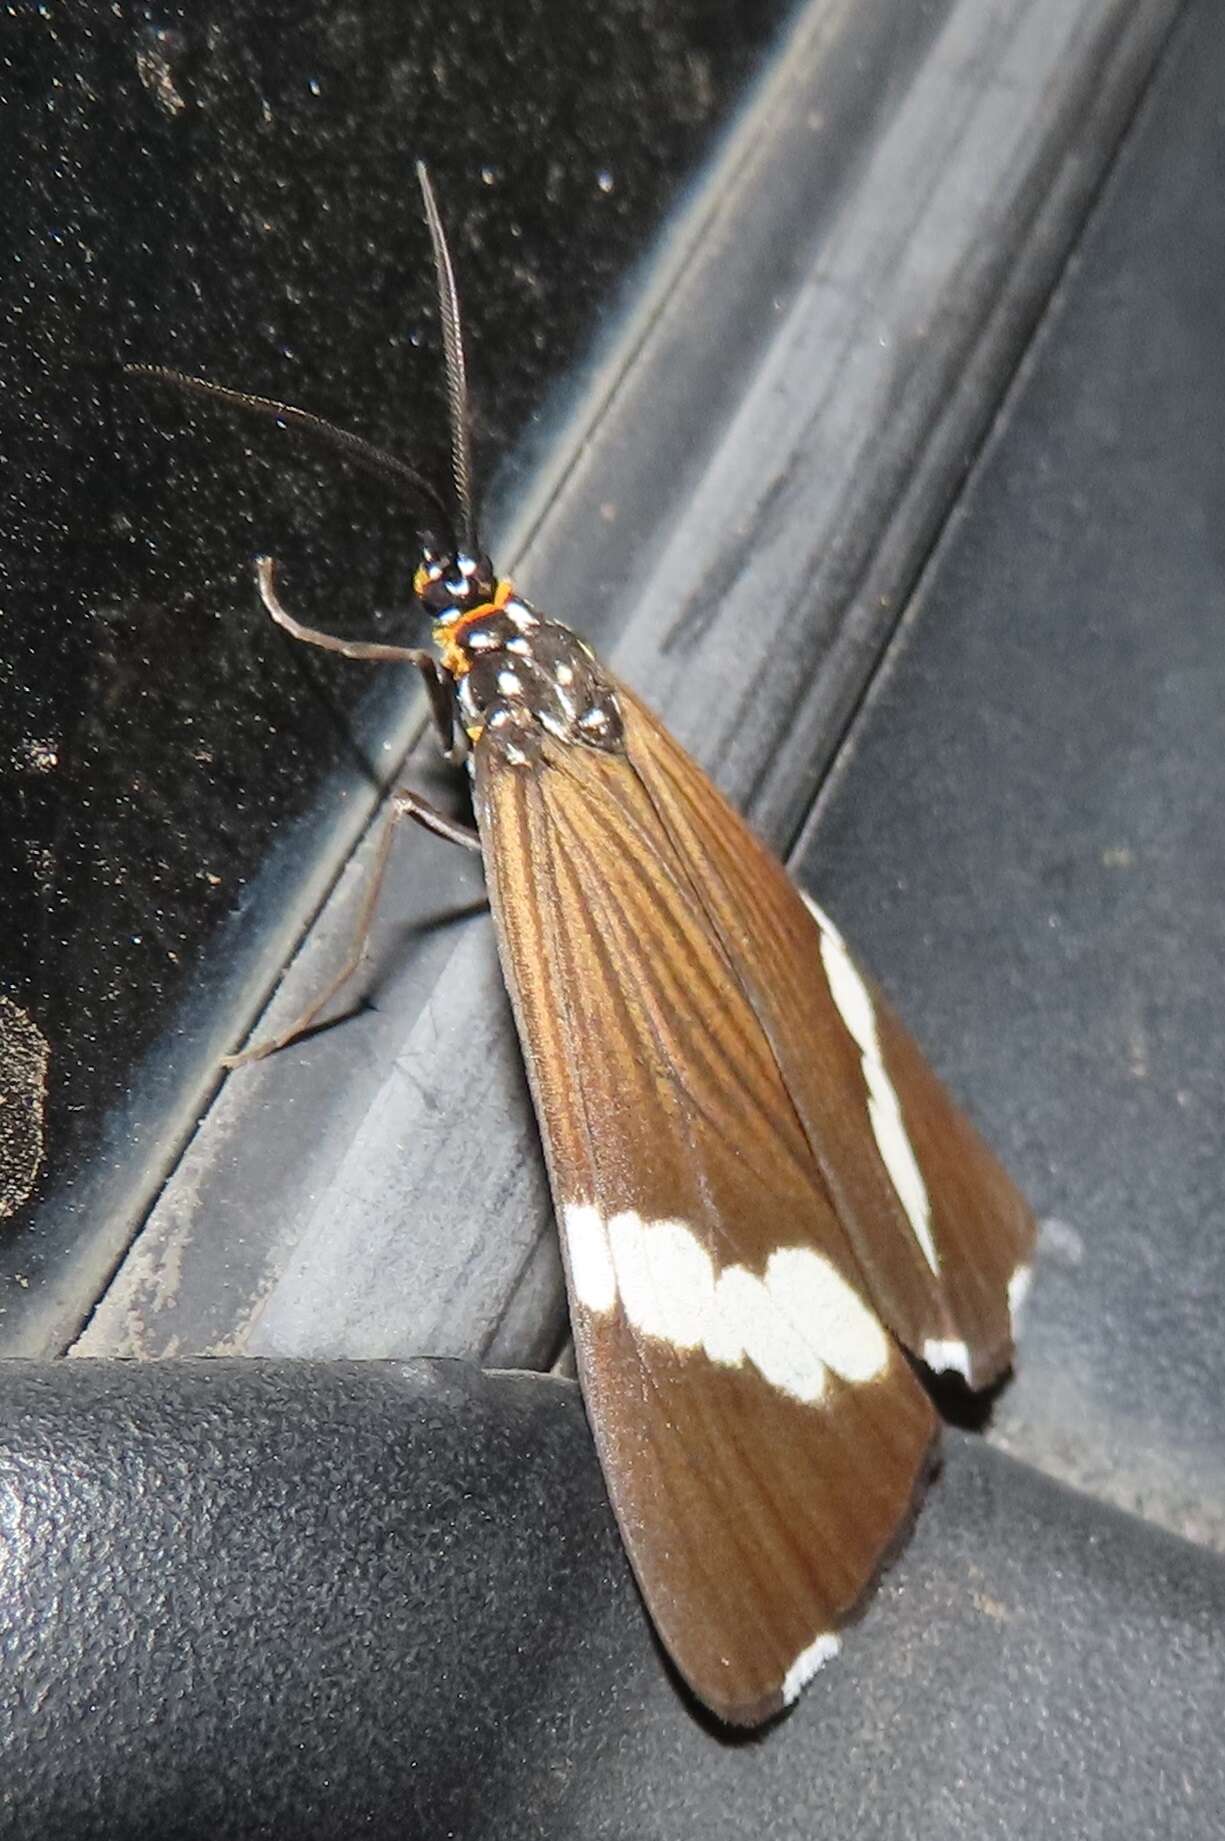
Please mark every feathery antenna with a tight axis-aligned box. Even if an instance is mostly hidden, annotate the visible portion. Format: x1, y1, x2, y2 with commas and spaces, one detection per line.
415, 162, 478, 556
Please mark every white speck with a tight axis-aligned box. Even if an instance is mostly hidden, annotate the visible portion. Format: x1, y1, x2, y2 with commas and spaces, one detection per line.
506, 600, 539, 631
782, 1632, 841, 1704
488, 708, 509, 728
22, 738, 59, 773
802, 893, 939, 1276
563, 1203, 616, 1313
1038, 1216, 1084, 1265
497, 669, 522, 696
480, 164, 498, 186
596, 168, 615, 194
922, 1337, 974, 1382
579, 707, 608, 731
506, 635, 531, 655
555, 661, 574, 685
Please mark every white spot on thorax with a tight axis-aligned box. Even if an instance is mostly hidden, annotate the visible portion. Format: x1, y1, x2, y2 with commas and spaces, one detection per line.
497, 669, 523, 696
555, 660, 574, 685
563, 1208, 889, 1403
506, 600, 539, 631
782, 1632, 841, 1704
505, 634, 532, 655
801, 893, 940, 1277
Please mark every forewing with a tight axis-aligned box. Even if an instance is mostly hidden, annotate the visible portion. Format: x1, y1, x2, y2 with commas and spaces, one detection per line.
474, 728, 936, 1727
618, 686, 1037, 1390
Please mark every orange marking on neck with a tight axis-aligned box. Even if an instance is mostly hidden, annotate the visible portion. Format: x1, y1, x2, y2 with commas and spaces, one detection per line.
436, 577, 515, 677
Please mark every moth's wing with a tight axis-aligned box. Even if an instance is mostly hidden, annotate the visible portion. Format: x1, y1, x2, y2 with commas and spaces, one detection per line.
618, 685, 1037, 1390
474, 729, 936, 1728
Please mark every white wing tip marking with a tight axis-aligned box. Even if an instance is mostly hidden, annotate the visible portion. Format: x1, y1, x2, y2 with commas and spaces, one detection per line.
1008, 1264, 1033, 1324
566, 1209, 889, 1400
563, 1203, 616, 1315
922, 1336, 975, 1382
782, 1631, 842, 1704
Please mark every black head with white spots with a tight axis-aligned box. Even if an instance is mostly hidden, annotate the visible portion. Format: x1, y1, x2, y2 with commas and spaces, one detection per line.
413, 545, 497, 622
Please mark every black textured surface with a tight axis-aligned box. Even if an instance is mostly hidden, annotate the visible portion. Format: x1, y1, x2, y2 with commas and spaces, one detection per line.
1, 1359, 1223, 1840
796, 0, 1225, 1546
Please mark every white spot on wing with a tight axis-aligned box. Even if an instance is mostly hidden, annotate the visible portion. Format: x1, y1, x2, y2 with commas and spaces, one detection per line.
564, 1204, 616, 1314
802, 893, 940, 1278
608, 1213, 714, 1349
768, 1246, 889, 1382
782, 1632, 841, 1704
497, 669, 522, 695
584, 1212, 889, 1403
1008, 1264, 1032, 1324
704, 1261, 828, 1403
922, 1336, 974, 1382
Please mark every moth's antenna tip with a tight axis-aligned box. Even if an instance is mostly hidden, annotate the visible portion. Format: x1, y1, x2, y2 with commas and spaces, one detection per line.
415, 161, 477, 556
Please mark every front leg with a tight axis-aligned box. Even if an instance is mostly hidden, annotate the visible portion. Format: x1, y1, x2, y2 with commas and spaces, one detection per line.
255, 556, 458, 757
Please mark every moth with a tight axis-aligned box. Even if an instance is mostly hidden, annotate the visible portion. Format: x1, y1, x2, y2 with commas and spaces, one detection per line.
133, 166, 1036, 1727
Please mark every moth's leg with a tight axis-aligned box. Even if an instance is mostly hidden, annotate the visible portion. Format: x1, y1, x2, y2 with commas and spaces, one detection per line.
390, 785, 482, 853
222, 786, 481, 1069
255, 556, 457, 755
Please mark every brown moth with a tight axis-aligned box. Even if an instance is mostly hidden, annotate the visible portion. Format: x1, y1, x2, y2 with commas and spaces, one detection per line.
133, 166, 1035, 1727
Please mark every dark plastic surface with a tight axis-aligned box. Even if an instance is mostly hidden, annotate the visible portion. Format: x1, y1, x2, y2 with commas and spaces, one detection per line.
1, 1358, 1222, 1840
798, 0, 1225, 1549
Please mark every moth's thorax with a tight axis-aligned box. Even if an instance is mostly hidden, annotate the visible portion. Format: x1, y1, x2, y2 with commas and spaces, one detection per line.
432, 578, 624, 763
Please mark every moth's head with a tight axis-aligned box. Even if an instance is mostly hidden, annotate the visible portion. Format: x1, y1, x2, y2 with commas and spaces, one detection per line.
413, 543, 497, 625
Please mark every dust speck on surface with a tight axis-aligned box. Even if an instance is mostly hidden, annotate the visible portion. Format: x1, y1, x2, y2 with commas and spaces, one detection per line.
0, 999, 50, 1220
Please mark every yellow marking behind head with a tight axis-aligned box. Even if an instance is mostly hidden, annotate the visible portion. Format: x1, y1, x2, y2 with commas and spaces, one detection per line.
435, 578, 515, 677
